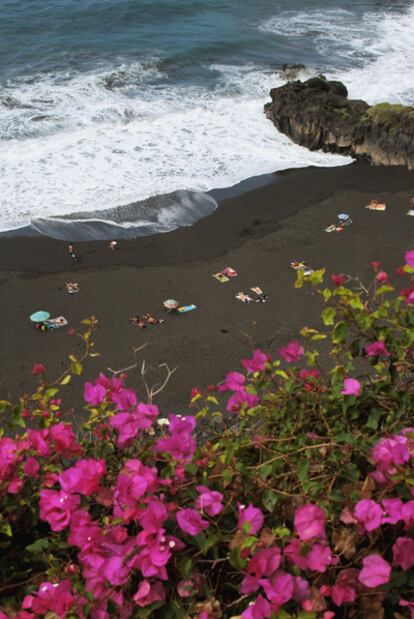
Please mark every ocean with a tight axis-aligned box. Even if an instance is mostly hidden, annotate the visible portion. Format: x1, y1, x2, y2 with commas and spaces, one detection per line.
1, 0, 413, 238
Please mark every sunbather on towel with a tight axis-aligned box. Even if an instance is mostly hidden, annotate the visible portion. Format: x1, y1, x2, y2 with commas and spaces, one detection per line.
129, 316, 146, 328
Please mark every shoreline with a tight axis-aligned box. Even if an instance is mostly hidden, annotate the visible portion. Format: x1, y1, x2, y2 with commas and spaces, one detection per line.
1, 162, 414, 415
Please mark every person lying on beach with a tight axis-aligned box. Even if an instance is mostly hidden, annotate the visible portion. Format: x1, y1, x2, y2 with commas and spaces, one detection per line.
290, 260, 308, 271
129, 316, 146, 328
66, 282, 80, 294
365, 199, 386, 211
144, 313, 164, 325
235, 292, 253, 303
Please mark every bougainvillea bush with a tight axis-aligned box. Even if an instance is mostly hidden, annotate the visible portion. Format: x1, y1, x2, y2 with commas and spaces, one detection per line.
1, 251, 414, 619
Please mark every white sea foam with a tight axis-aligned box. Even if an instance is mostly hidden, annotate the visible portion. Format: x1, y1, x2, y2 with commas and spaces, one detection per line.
0, 62, 349, 231
260, 6, 414, 105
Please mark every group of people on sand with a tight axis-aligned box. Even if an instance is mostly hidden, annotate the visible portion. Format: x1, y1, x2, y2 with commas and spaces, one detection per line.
129, 314, 164, 328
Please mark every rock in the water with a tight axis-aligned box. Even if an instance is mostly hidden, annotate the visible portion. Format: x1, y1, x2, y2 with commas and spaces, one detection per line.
265, 77, 414, 169
279, 63, 306, 81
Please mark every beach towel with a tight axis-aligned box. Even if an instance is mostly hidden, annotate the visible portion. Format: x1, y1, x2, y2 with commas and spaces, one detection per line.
222, 267, 238, 277
365, 201, 386, 211
44, 316, 68, 330
177, 304, 196, 314
213, 272, 229, 283
325, 224, 336, 233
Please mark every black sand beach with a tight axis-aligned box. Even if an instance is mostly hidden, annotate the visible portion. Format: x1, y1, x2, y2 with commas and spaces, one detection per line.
1, 163, 414, 415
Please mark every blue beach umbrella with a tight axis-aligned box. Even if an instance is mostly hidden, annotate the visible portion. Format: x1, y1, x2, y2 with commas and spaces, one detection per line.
29, 310, 50, 322
337, 213, 350, 221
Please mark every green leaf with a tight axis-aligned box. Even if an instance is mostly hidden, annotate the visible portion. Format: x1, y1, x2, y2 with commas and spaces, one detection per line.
229, 547, 247, 570
71, 362, 83, 376
25, 538, 50, 553
199, 533, 220, 553
332, 321, 348, 343
179, 557, 193, 579
309, 268, 325, 286
349, 296, 364, 310
259, 463, 273, 480
322, 288, 332, 302
321, 307, 336, 326
12, 406, 26, 428
297, 460, 310, 484
295, 269, 304, 288
61, 374, 72, 385
366, 411, 381, 430
263, 490, 278, 512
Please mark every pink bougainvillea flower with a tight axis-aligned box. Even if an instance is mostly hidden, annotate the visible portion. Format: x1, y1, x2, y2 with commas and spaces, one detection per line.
84, 381, 106, 406
262, 570, 294, 609
341, 378, 362, 396
155, 415, 196, 463
218, 371, 246, 392
371, 435, 409, 473
404, 250, 414, 268
111, 387, 138, 411
133, 580, 165, 607
39, 489, 80, 532
278, 340, 304, 363
358, 554, 391, 588
294, 504, 326, 541
292, 575, 310, 604
306, 543, 336, 573
241, 595, 271, 619
49, 422, 83, 457
365, 341, 390, 357
32, 363, 45, 376
241, 349, 268, 373
382, 498, 403, 524
195, 486, 224, 517
376, 271, 388, 283
103, 555, 130, 586
22, 580, 78, 617
331, 569, 358, 606
23, 456, 40, 478
331, 273, 346, 287
226, 389, 260, 413
393, 537, 414, 571
354, 499, 383, 532
370, 261, 381, 272
402, 501, 414, 526
405, 290, 414, 304
246, 547, 282, 578
59, 459, 106, 496
400, 599, 414, 618
110, 404, 158, 448
284, 539, 309, 570
176, 509, 209, 536
238, 503, 264, 534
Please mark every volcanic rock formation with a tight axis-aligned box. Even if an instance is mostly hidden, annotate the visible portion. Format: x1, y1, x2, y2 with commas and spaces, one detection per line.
265, 77, 414, 169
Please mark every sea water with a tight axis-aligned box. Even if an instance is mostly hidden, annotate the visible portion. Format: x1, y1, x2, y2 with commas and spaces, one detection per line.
0, 0, 413, 237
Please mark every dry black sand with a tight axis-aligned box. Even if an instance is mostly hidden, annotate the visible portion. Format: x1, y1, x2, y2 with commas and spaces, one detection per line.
1, 163, 414, 415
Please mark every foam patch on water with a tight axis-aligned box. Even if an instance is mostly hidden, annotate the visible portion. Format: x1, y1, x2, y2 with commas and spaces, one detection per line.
0, 62, 350, 231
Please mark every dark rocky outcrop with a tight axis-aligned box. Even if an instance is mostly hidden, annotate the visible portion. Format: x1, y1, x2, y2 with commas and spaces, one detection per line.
265, 77, 414, 169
